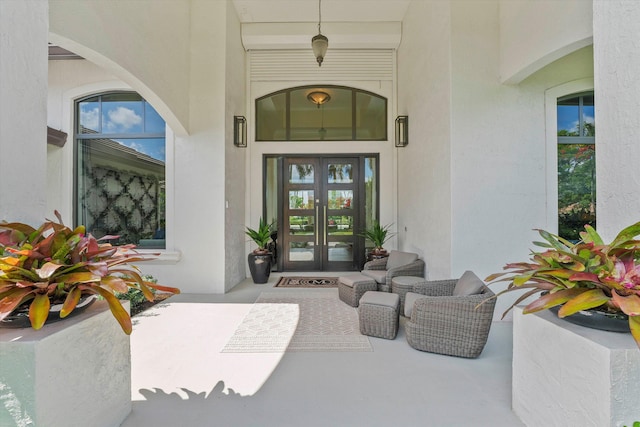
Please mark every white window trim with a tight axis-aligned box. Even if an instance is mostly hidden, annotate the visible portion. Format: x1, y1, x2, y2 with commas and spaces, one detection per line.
544, 78, 594, 233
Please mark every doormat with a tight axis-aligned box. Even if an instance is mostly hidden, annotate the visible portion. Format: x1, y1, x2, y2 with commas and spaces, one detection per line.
275, 276, 339, 288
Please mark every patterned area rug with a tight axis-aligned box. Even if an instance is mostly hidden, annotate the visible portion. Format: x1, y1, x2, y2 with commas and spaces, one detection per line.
274, 276, 338, 288
221, 290, 372, 352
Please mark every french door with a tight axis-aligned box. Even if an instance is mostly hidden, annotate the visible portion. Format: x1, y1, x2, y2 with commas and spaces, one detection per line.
282, 156, 361, 271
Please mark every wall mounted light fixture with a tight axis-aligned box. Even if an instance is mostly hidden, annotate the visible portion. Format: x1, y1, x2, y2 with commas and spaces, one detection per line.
395, 116, 409, 147
234, 116, 247, 147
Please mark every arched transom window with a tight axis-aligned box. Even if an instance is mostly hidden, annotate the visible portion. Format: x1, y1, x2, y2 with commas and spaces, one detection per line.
256, 85, 387, 141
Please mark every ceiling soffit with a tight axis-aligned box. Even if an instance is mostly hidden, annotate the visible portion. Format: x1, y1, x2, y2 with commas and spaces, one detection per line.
241, 22, 401, 51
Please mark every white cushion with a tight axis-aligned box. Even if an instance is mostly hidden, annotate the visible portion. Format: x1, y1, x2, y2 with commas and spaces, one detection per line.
452, 271, 485, 296
386, 251, 419, 271
340, 273, 375, 288
361, 270, 386, 284
359, 291, 399, 308
404, 292, 422, 317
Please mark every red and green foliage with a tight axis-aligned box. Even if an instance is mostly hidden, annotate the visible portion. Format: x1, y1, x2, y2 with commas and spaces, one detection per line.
0, 212, 179, 334
487, 221, 640, 349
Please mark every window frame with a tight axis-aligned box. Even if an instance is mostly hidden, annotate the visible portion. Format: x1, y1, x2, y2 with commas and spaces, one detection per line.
544, 79, 595, 234
255, 85, 388, 142
73, 91, 167, 249
556, 91, 595, 241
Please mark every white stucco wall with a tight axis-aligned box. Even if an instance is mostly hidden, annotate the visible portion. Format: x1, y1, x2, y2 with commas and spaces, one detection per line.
397, 0, 452, 280
499, 0, 593, 84
49, 0, 191, 136
0, 0, 48, 224
46, 0, 236, 293
450, 1, 545, 276
398, 1, 594, 319
593, 0, 640, 242
156, 0, 227, 292
0, 302, 131, 427
225, 3, 248, 290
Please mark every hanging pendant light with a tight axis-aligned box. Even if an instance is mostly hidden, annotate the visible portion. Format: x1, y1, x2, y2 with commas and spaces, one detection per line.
311, 0, 328, 66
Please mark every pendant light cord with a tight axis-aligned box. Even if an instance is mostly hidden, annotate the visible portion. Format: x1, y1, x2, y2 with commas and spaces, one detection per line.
318, 0, 322, 34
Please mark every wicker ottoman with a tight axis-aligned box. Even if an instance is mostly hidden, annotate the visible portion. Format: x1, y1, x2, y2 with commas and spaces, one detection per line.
392, 276, 427, 315
358, 291, 400, 339
338, 273, 378, 307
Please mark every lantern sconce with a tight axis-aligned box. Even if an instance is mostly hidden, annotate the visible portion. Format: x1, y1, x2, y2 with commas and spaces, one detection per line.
395, 116, 408, 147
234, 116, 247, 147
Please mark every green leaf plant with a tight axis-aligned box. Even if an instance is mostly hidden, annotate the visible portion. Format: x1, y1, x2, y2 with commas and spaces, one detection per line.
486, 221, 640, 349
0, 211, 180, 334
358, 221, 396, 251
245, 217, 273, 253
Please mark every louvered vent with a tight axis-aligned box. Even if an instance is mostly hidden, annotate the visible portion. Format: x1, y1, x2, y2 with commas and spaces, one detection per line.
250, 50, 394, 82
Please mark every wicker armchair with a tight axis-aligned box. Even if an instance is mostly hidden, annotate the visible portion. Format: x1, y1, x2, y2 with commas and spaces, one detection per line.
361, 250, 425, 292
404, 272, 496, 358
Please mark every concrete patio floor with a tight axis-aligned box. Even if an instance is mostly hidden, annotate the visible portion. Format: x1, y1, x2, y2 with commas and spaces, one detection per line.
121, 275, 525, 427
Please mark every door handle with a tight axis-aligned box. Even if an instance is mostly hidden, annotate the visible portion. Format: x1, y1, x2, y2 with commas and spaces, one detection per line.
315, 205, 319, 246
324, 205, 327, 245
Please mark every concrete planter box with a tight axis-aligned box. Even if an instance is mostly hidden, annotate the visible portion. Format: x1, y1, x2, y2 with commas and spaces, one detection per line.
512, 306, 640, 426
0, 300, 131, 427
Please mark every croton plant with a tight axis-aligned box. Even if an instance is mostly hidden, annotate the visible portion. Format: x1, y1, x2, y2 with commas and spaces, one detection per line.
487, 221, 640, 349
0, 212, 179, 334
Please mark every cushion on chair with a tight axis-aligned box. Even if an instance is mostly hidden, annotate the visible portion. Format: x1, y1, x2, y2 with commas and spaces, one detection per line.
340, 273, 376, 288
385, 251, 419, 271
452, 271, 485, 296
404, 292, 422, 318
361, 270, 387, 284
360, 290, 399, 308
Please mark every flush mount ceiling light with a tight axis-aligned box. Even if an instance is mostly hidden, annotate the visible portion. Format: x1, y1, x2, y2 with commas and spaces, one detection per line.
311, 0, 328, 66
307, 91, 331, 107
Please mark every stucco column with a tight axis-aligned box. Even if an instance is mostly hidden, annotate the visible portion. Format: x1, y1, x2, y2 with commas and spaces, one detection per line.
593, 0, 640, 240
0, 0, 48, 224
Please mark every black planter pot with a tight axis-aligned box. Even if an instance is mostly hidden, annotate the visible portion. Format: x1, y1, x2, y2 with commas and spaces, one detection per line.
248, 252, 272, 284
0, 295, 97, 329
549, 305, 630, 333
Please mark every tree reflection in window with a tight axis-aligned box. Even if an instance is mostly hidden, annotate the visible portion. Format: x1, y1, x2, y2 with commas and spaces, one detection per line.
557, 92, 595, 241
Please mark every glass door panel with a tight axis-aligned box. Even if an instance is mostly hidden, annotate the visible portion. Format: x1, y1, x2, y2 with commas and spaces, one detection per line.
283, 158, 321, 270
288, 191, 314, 209
278, 155, 369, 271
323, 158, 359, 270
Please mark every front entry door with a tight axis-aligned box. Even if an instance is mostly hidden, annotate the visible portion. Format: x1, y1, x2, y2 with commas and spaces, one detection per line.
283, 156, 360, 271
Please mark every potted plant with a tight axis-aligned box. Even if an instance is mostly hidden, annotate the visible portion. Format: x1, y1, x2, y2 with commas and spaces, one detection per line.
0, 212, 180, 334
486, 221, 640, 349
359, 221, 396, 256
245, 217, 273, 283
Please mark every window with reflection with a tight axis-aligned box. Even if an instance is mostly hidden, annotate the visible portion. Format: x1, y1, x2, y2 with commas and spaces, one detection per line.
327, 163, 353, 183
557, 92, 595, 241
256, 85, 387, 141
289, 191, 314, 209
76, 92, 166, 249
289, 164, 315, 184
